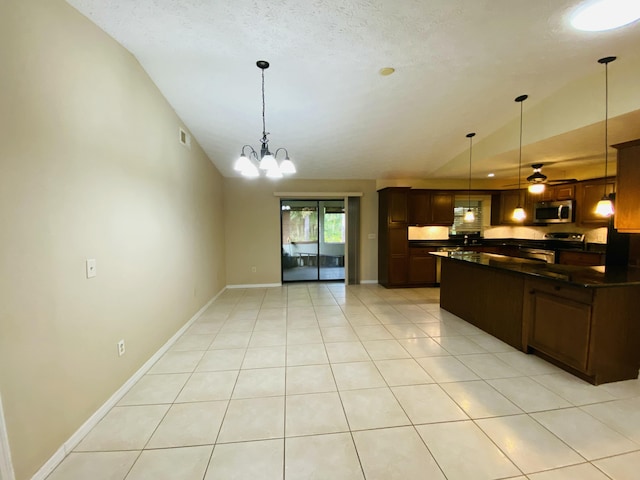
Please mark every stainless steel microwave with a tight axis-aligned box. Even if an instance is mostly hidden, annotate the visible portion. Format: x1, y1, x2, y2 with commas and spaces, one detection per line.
533, 200, 575, 224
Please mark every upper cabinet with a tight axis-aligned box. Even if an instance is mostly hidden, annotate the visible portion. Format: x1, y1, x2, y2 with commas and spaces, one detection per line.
539, 184, 575, 202
491, 190, 533, 225
408, 190, 454, 226
614, 140, 640, 233
407, 190, 430, 225
576, 178, 615, 227
382, 187, 410, 225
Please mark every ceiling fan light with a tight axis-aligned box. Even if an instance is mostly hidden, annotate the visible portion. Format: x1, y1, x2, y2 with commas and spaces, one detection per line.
512, 206, 526, 221
464, 209, 475, 222
528, 183, 546, 194
595, 197, 614, 217
279, 158, 296, 174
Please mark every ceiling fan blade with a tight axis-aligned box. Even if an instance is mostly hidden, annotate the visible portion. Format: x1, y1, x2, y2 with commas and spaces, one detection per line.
548, 178, 577, 185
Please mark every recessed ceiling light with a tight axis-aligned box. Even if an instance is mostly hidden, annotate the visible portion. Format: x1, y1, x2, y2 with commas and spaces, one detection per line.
487, 173, 495, 178
571, 0, 640, 31
379, 67, 395, 76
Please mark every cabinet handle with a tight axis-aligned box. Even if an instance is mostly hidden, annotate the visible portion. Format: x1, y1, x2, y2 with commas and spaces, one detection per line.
529, 290, 535, 294
554, 285, 561, 291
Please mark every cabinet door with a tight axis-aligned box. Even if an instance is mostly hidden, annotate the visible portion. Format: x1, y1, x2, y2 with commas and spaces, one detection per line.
408, 255, 436, 284
614, 142, 640, 233
577, 180, 615, 227
527, 290, 592, 372
388, 227, 408, 285
431, 193, 454, 225
388, 189, 408, 224
558, 250, 605, 266
555, 185, 575, 200
540, 186, 556, 202
499, 190, 528, 225
408, 190, 431, 225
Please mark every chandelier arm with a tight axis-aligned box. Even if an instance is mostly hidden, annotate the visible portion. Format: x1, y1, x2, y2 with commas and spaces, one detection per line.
274, 147, 290, 159
240, 144, 257, 156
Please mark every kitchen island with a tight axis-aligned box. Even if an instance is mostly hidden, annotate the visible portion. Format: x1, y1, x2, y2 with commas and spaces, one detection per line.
434, 251, 640, 385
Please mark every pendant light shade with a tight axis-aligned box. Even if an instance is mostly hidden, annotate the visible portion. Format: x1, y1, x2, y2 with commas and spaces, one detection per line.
236, 61, 296, 178
596, 56, 616, 217
464, 132, 476, 223
512, 94, 528, 221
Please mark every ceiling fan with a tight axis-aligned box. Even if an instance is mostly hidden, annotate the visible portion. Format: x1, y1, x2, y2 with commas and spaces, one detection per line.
504, 163, 577, 191
527, 163, 576, 185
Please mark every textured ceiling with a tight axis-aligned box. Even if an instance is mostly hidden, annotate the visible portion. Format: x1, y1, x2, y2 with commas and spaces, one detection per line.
65, 0, 640, 184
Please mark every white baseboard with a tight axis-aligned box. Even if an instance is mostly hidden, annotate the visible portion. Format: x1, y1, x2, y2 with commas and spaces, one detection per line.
360, 279, 379, 284
0, 394, 15, 480
31, 289, 224, 480
226, 283, 282, 289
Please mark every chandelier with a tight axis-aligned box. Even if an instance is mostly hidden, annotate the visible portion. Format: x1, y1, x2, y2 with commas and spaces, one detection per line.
234, 60, 296, 178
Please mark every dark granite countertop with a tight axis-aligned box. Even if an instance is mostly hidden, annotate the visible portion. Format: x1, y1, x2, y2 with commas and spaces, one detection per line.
432, 251, 640, 287
410, 238, 607, 253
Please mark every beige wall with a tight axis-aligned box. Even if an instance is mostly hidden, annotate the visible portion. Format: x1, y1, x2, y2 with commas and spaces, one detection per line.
0, 1, 226, 479
224, 178, 378, 285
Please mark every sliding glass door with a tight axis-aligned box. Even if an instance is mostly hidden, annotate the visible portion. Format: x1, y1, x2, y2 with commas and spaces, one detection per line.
281, 199, 345, 282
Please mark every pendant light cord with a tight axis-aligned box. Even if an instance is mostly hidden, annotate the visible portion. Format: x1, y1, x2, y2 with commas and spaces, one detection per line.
604, 60, 609, 183
261, 68, 267, 142
467, 134, 473, 209
518, 99, 523, 193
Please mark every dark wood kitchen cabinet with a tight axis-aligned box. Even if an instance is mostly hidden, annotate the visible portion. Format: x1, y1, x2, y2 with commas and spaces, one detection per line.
557, 250, 605, 266
614, 139, 640, 233
523, 278, 640, 384
491, 190, 533, 225
576, 178, 615, 227
540, 184, 575, 201
408, 247, 437, 285
408, 190, 454, 225
378, 188, 410, 287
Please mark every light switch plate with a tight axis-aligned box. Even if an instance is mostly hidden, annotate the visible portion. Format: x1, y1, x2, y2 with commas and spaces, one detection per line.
86, 259, 96, 278
368, 233, 376, 239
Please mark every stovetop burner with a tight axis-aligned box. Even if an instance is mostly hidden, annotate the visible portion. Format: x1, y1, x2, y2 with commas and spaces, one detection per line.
544, 232, 585, 242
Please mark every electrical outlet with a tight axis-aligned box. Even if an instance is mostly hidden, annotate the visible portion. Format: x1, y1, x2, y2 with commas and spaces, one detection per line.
251, 266, 257, 273
117, 339, 125, 356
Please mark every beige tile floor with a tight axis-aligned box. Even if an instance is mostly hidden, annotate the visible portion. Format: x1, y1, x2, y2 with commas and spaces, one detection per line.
48, 283, 640, 479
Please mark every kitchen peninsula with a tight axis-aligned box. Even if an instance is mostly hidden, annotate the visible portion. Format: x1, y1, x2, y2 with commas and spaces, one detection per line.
435, 251, 640, 385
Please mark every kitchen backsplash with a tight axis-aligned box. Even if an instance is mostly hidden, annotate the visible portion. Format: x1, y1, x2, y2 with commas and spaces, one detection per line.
408, 225, 608, 244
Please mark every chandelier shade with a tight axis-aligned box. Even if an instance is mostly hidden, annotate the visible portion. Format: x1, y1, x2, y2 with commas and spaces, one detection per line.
235, 60, 295, 178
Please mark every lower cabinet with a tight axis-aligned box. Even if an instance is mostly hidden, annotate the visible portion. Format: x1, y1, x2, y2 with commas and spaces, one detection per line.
557, 250, 605, 266
525, 281, 593, 372
523, 278, 640, 384
408, 248, 437, 285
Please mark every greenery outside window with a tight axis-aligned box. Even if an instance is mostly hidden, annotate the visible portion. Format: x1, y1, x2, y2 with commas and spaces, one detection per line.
323, 207, 345, 243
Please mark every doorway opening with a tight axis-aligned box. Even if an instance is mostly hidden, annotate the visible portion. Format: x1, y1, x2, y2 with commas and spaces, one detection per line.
281, 199, 345, 282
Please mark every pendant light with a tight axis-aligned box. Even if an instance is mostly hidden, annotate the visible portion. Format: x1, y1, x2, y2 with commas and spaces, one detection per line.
234, 60, 296, 178
595, 56, 616, 217
512, 94, 528, 221
464, 132, 476, 222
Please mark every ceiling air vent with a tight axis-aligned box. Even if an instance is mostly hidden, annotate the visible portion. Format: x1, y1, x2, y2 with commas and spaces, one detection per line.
179, 127, 191, 149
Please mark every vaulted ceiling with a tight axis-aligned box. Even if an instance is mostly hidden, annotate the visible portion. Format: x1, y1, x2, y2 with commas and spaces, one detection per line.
65, 0, 640, 187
